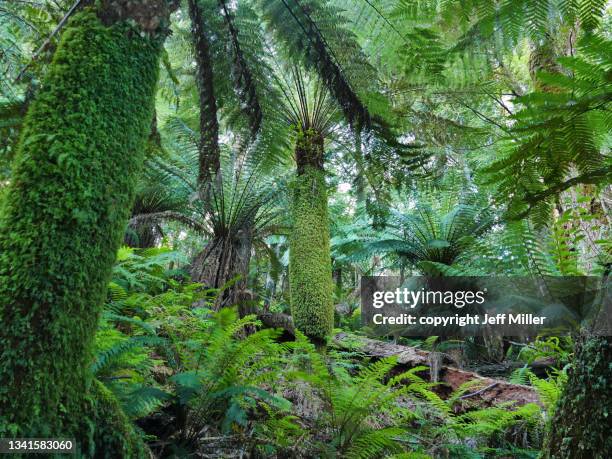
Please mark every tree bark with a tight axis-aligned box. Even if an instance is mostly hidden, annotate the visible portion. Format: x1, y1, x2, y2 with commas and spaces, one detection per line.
542, 335, 612, 458
333, 266, 342, 292
187, 0, 220, 189
0, 2, 175, 451
263, 244, 281, 310
190, 222, 253, 309
353, 124, 366, 207
289, 130, 334, 344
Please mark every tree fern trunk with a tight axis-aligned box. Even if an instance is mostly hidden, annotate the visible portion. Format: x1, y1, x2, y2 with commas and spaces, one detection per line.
353, 124, 366, 207
532, 32, 612, 458
0, 2, 175, 452
190, 222, 253, 309
187, 0, 221, 188
289, 129, 334, 345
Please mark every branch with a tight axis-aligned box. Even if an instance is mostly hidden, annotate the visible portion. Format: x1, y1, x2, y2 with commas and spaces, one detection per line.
526, 168, 611, 204
513, 167, 612, 219
459, 382, 499, 400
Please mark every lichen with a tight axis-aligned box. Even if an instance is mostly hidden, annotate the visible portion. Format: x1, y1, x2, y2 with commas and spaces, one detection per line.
0, 8, 161, 447
289, 165, 334, 344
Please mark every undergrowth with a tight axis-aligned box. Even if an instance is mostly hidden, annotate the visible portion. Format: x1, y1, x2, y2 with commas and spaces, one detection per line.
93, 247, 558, 458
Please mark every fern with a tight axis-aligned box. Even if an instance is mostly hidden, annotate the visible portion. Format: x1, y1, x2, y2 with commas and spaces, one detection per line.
92, 336, 170, 376
482, 35, 612, 224
334, 196, 495, 274
283, 337, 419, 457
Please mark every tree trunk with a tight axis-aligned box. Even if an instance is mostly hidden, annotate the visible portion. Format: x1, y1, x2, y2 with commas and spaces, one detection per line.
531, 33, 612, 458
187, 0, 220, 189
353, 125, 366, 207
125, 223, 161, 248
543, 335, 612, 458
0, 2, 175, 452
263, 244, 281, 310
190, 223, 253, 309
333, 266, 342, 292
289, 130, 334, 345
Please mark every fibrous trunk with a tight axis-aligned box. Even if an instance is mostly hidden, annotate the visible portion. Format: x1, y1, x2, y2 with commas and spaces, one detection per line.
543, 335, 612, 458
187, 0, 220, 189
289, 130, 334, 344
353, 124, 366, 207
0, 3, 172, 452
190, 223, 253, 310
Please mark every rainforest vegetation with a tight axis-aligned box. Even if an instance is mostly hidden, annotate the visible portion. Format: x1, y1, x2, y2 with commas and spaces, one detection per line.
0, 0, 610, 457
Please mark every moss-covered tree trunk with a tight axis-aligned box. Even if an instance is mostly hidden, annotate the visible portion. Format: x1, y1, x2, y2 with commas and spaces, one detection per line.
0, 1, 176, 452
542, 335, 612, 458
289, 130, 334, 345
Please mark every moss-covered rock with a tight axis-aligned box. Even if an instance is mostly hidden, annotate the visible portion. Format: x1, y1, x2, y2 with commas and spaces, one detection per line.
0, 7, 162, 446
289, 164, 334, 344
543, 336, 612, 458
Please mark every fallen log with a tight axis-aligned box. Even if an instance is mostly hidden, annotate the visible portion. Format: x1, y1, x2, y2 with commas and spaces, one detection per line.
254, 314, 540, 408
466, 357, 556, 378
257, 311, 295, 335
332, 332, 540, 409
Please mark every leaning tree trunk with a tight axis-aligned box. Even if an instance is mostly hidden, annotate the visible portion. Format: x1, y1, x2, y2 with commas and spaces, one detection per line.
0, 1, 176, 454
543, 335, 612, 458
289, 129, 334, 345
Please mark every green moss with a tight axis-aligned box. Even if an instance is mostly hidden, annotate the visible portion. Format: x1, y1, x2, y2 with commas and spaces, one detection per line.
0, 8, 161, 445
289, 166, 334, 344
543, 336, 612, 458
83, 381, 147, 458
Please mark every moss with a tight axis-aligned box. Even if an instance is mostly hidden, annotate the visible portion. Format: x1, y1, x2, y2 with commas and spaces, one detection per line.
289, 165, 334, 344
0, 8, 162, 445
84, 381, 148, 458
543, 336, 612, 458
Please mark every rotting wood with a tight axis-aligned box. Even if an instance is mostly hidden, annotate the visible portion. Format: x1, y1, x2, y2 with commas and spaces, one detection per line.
256, 312, 295, 335
254, 315, 540, 408
332, 332, 541, 408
